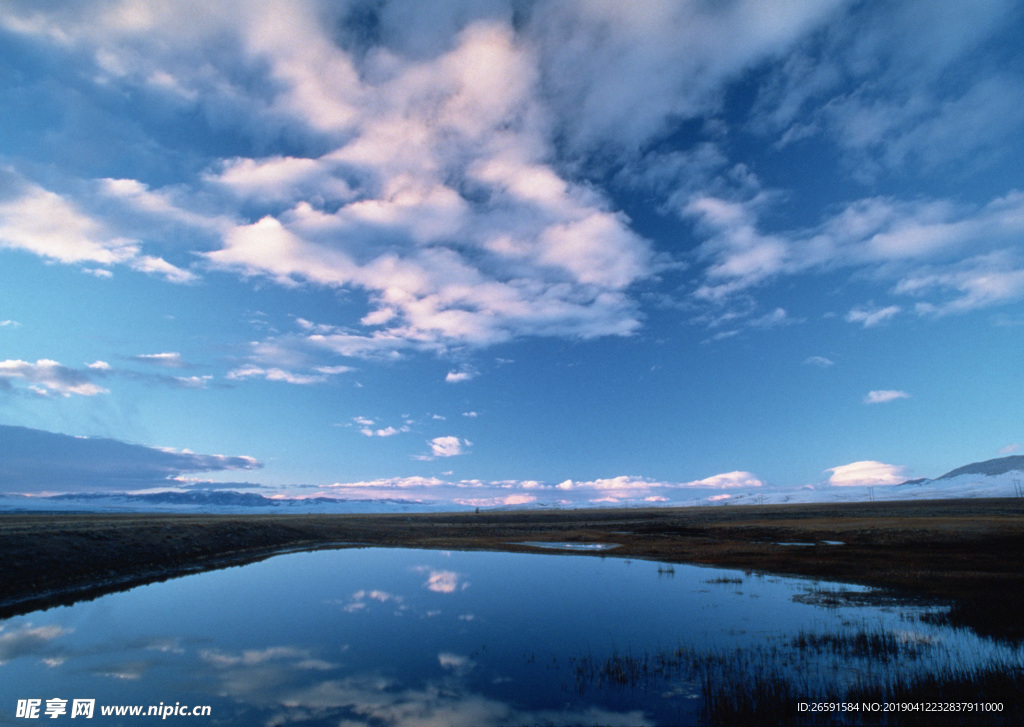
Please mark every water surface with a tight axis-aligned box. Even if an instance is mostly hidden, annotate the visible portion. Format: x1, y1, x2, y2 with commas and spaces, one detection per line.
2, 547, 1020, 725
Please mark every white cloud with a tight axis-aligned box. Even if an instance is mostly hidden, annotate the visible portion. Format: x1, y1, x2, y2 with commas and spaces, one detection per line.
684, 471, 764, 489
0, 172, 195, 283
846, 305, 901, 328
687, 189, 1024, 316
445, 369, 475, 383
360, 425, 409, 438
864, 390, 910, 404
421, 569, 463, 594
997, 443, 1021, 455
423, 436, 470, 459
226, 365, 328, 386
827, 460, 909, 486
0, 359, 108, 397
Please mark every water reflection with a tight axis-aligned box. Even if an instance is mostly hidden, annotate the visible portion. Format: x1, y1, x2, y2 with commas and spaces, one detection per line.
1, 548, 1021, 725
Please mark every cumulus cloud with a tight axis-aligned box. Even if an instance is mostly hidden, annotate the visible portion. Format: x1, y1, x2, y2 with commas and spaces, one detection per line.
421, 436, 470, 459
864, 389, 910, 404
445, 368, 476, 383
827, 460, 909, 486
0, 425, 261, 493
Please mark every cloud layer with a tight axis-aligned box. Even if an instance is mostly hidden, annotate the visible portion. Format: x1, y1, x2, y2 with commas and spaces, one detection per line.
0, 425, 260, 493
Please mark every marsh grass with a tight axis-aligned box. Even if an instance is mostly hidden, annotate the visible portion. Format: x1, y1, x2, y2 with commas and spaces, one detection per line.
789, 625, 930, 661
703, 576, 743, 585
568, 627, 1023, 725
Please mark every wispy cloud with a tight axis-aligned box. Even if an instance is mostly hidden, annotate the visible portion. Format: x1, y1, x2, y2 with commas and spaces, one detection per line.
130, 352, 186, 368
846, 305, 901, 328
803, 355, 834, 367
864, 389, 910, 404
226, 364, 348, 386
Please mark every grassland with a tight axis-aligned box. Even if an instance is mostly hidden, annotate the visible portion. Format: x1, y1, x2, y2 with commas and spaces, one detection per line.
2, 498, 1023, 639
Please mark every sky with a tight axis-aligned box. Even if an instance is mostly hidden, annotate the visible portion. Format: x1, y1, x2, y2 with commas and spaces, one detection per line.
1, 0, 1022, 508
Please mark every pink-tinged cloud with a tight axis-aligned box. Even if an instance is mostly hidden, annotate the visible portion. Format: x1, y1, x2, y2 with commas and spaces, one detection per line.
827, 460, 909, 486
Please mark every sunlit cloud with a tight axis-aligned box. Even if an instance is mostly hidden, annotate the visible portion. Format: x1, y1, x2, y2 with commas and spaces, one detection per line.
827, 460, 909, 486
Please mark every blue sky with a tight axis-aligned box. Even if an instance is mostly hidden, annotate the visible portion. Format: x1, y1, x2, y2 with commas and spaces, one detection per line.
1, 0, 1022, 507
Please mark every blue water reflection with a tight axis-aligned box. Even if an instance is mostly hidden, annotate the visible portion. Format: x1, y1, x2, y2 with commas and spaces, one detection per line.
2, 547, 1021, 725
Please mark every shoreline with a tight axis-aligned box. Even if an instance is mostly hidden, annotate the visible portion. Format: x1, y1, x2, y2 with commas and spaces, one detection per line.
3, 497, 1023, 638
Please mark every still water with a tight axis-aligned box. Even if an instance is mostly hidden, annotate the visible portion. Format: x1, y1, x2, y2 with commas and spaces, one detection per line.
2, 547, 1021, 725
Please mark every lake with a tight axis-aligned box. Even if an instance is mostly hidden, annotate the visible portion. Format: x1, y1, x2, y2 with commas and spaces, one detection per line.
2, 546, 1021, 725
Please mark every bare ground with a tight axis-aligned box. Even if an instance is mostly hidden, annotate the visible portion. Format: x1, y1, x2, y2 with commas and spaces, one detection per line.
2, 498, 1023, 638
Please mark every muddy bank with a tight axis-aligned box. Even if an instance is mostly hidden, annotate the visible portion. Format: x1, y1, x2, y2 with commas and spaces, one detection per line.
2, 498, 1023, 638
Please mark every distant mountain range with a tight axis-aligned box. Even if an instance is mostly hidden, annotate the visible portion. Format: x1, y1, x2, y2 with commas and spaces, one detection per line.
0, 489, 472, 514
0, 454, 1021, 514
935, 455, 1024, 480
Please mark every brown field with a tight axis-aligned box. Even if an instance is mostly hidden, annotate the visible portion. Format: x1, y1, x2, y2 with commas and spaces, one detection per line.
2, 497, 1023, 639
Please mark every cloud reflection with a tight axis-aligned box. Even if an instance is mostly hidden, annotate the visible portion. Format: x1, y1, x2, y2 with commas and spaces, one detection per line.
411, 568, 466, 594
0, 622, 70, 665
